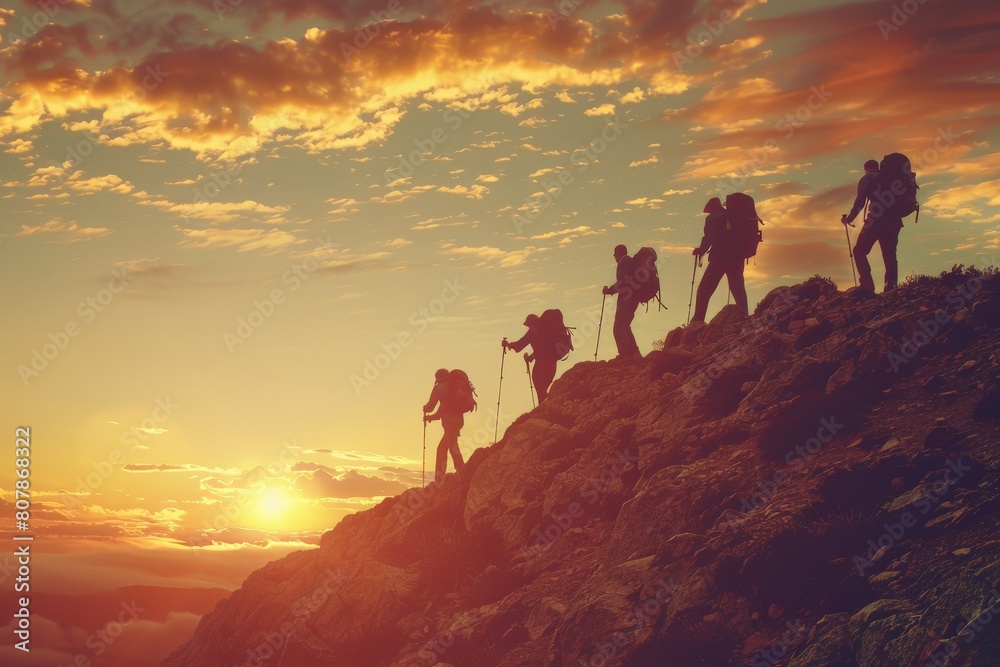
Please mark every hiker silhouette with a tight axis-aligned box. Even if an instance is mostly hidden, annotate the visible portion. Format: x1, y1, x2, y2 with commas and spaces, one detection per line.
423, 368, 467, 484
602, 244, 641, 358
842, 156, 914, 292
503, 311, 571, 403
691, 197, 748, 322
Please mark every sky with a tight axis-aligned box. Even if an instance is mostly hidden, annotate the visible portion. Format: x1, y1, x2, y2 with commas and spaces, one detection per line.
1, 0, 998, 663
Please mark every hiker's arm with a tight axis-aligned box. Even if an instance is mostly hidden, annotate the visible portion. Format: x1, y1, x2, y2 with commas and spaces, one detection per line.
423, 385, 442, 413
845, 176, 874, 223
694, 233, 711, 256
606, 257, 632, 294
506, 334, 529, 353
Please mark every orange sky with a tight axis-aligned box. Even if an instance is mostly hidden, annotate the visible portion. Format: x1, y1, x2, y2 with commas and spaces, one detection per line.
1, 0, 998, 663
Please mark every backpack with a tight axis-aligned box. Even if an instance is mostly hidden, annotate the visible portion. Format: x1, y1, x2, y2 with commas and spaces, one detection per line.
631, 246, 661, 305
877, 153, 919, 221
442, 370, 477, 414
724, 193, 763, 259
537, 309, 574, 360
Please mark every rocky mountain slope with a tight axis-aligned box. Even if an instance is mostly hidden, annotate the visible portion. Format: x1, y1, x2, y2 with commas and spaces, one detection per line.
163, 268, 1000, 667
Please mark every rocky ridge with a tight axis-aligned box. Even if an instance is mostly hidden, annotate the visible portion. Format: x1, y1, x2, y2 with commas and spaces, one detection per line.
164, 268, 1000, 667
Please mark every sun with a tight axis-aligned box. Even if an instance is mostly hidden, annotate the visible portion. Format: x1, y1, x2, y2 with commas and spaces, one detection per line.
256, 488, 292, 522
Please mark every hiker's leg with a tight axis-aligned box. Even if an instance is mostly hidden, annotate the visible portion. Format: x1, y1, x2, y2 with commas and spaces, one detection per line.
614, 299, 640, 356
853, 225, 878, 292
441, 415, 465, 472
727, 258, 749, 315
625, 300, 640, 355
879, 220, 902, 291
435, 432, 449, 483
692, 260, 725, 322
612, 298, 631, 356
533, 359, 557, 402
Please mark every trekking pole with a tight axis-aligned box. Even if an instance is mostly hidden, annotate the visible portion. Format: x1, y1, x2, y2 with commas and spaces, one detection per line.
525, 354, 536, 408
842, 216, 858, 287
494, 341, 507, 443
686, 254, 699, 325
594, 294, 606, 362
421, 414, 427, 488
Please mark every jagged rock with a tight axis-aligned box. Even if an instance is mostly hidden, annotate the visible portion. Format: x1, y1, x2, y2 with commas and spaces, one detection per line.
163, 269, 1000, 667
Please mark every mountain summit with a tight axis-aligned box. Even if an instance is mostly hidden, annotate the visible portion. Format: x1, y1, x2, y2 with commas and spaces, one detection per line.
164, 268, 1000, 667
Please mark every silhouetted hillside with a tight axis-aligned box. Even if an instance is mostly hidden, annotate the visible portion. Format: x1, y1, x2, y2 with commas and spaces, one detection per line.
163, 267, 1000, 667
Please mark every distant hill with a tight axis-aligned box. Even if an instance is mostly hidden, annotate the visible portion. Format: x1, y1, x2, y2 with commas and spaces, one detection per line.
163, 267, 1000, 666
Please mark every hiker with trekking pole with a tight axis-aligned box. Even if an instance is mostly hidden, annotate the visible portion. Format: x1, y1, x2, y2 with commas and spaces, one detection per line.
691, 195, 760, 323
594, 294, 606, 361
841, 155, 919, 293
423, 368, 477, 484
687, 253, 701, 325
602, 244, 662, 359
503, 311, 573, 404
494, 340, 507, 443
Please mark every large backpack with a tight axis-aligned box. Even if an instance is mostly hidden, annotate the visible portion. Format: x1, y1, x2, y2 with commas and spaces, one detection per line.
442, 370, 477, 414
631, 246, 661, 305
725, 193, 763, 259
877, 153, 919, 221
537, 309, 574, 360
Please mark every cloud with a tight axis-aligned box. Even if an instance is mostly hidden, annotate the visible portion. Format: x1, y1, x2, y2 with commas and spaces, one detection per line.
175, 227, 301, 253
440, 244, 545, 268
143, 197, 291, 224
629, 155, 659, 168
66, 173, 135, 194
619, 87, 646, 104
317, 251, 393, 274
16, 218, 111, 241
584, 103, 616, 117
293, 468, 407, 499
924, 178, 1000, 223
528, 225, 596, 241
437, 184, 490, 199
625, 197, 666, 209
